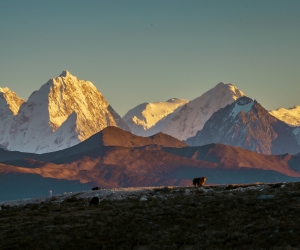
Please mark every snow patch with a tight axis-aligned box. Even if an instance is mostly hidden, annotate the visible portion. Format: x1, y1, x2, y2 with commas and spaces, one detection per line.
231, 99, 254, 118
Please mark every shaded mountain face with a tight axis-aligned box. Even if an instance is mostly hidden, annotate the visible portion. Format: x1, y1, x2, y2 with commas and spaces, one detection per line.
162, 143, 300, 177
186, 97, 300, 155
1, 144, 300, 195
161, 82, 246, 140
0, 71, 129, 153
123, 98, 189, 137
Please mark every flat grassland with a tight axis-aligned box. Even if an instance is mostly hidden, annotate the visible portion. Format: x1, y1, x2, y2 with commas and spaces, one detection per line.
1, 183, 300, 250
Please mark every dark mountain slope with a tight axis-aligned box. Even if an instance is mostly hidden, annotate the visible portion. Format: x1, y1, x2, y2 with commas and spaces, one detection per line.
186, 97, 300, 155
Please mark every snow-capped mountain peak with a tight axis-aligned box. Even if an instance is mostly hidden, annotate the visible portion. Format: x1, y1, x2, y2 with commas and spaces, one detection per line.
1, 71, 129, 153
186, 96, 300, 155
123, 98, 189, 136
270, 106, 300, 126
161, 82, 246, 140
0, 87, 25, 149
59, 70, 72, 77
269, 105, 300, 147
0, 87, 25, 115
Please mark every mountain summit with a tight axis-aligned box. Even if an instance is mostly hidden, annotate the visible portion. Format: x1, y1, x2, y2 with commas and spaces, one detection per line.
0, 71, 129, 153
0, 88, 25, 149
186, 97, 300, 155
161, 82, 246, 140
270, 106, 300, 127
123, 98, 189, 136
0, 87, 25, 116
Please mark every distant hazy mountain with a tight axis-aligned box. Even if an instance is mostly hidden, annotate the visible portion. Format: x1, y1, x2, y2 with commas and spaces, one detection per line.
0, 71, 129, 153
270, 106, 300, 145
123, 98, 188, 136
161, 82, 246, 140
270, 106, 300, 126
186, 97, 300, 155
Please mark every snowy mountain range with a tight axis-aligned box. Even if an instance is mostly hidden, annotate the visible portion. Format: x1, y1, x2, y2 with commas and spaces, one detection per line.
124, 82, 246, 140
186, 97, 300, 155
0, 71, 129, 153
0, 71, 300, 156
122, 98, 188, 136
270, 106, 300, 126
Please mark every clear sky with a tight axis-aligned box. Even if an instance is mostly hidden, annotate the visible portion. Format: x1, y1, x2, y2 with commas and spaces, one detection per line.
0, 0, 299, 116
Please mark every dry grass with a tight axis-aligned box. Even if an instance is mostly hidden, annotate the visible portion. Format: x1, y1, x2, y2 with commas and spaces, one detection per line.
1, 183, 300, 249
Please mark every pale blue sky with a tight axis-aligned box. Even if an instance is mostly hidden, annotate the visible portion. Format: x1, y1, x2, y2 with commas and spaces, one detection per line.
0, 0, 299, 116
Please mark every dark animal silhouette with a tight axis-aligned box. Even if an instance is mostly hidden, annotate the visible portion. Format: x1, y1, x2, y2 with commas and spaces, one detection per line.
272, 183, 283, 189
193, 177, 207, 187
89, 197, 99, 206
92, 187, 101, 190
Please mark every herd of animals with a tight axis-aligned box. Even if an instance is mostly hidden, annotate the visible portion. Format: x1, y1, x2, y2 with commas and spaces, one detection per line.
88, 177, 207, 206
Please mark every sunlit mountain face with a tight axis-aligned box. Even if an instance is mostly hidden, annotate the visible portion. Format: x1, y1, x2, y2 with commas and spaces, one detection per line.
0, 71, 129, 153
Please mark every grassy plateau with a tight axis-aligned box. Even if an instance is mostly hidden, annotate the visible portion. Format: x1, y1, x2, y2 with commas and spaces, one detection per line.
1, 183, 300, 249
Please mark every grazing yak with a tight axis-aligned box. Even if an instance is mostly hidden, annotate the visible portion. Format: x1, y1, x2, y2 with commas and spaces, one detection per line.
193, 177, 207, 187
272, 183, 283, 189
89, 197, 99, 206
92, 187, 101, 190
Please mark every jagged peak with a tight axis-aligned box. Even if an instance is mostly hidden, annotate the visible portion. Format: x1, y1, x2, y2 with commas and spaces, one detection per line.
191, 82, 246, 103
166, 98, 189, 103
286, 105, 300, 110
0, 87, 25, 115
0, 87, 11, 93
59, 70, 72, 78
38, 71, 98, 96
236, 96, 253, 104
215, 82, 239, 90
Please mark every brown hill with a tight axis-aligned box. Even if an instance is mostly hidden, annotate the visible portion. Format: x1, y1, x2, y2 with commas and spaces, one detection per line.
163, 144, 300, 177
0, 126, 186, 164
1, 127, 300, 202
95, 126, 187, 148
1, 144, 300, 188
0, 147, 215, 188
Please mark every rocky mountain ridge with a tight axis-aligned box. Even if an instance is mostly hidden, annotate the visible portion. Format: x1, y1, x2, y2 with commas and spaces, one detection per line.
0, 71, 129, 153
270, 105, 300, 126
186, 97, 300, 155
161, 82, 246, 140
